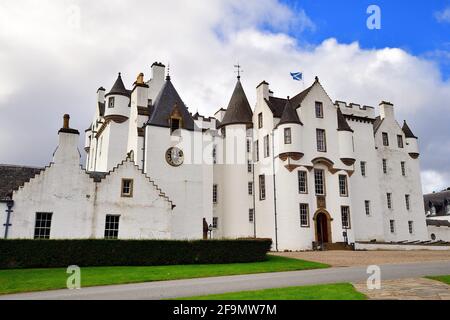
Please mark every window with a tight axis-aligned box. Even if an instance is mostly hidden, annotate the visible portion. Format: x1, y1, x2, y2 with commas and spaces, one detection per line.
341, 206, 351, 229
298, 171, 308, 194
104, 215, 120, 239
401, 161, 406, 176
259, 175, 266, 200
213, 184, 218, 204
170, 118, 181, 134
387, 193, 393, 209
246, 139, 251, 153
212, 217, 218, 228
338, 175, 348, 197
360, 161, 366, 177
316, 129, 326, 152
314, 169, 325, 195
397, 135, 404, 148
258, 113, 263, 128
248, 182, 253, 195
247, 160, 252, 173
382, 132, 389, 146
408, 221, 414, 234
34, 212, 52, 239
382, 159, 387, 174
405, 194, 410, 211
212, 145, 217, 164
365, 200, 371, 216
390, 220, 395, 233
299, 203, 310, 227
315, 101, 323, 118
249, 209, 254, 223
108, 97, 115, 108
121, 179, 133, 197
284, 127, 292, 144
264, 135, 270, 158
254, 140, 259, 162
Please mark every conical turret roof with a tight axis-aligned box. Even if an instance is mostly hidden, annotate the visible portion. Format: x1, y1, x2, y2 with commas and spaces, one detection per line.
276, 98, 302, 128
106, 73, 130, 97
219, 79, 253, 128
402, 120, 417, 139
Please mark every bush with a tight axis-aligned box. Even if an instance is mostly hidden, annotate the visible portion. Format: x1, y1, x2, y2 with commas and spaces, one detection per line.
0, 238, 272, 269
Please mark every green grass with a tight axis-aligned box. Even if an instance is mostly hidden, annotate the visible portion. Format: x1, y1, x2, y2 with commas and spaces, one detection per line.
426, 275, 450, 285
0, 255, 328, 295
177, 283, 367, 300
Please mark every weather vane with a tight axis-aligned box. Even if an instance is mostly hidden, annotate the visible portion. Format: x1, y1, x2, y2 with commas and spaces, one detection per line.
234, 63, 243, 80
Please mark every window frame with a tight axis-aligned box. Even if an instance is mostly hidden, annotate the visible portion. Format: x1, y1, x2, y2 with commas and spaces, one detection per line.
382, 159, 387, 174
365, 200, 371, 216
259, 174, 266, 200
314, 169, 326, 195
390, 219, 395, 234
212, 184, 218, 204
316, 129, 327, 152
121, 179, 134, 197
34, 212, 53, 239
258, 113, 263, 129
401, 161, 406, 176
341, 206, 351, 229
360, 161, 367, 177
298, 170, 308, 194
284, 127, 292, 144
108, 96, 115, 108
299, 203, 310, 227
254, 140, 259, 162
408, 221, 414, 234
212, 217, 218, 229
397, 135, 404, 148
104, 214, 120, 239
249, 209, 254, 223
387, 193, 393, 209
405, 194, 410, 211
248, 182, 253, 195
382, 132, 389, 146
315, 101, 324, 118
264, 135, 270, 158
338, 174, 348, 197
247, 160, 252, 173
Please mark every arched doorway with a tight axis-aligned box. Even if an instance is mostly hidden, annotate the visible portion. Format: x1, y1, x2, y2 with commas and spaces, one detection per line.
313, 210, 333, 245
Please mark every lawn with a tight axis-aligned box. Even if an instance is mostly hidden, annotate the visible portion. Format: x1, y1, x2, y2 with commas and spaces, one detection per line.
177, 283, 367, 300
426, 275, 450, 285
0, 255, 328, 295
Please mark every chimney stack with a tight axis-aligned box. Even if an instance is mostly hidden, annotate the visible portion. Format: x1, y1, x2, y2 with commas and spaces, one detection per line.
54, 114, 80, 166
256, 80, 269, 104
379, 101, 394, 120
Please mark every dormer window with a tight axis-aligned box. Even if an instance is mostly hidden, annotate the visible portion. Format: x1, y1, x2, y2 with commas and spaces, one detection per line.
108, 97, 115, 108
169, 104, 183, 134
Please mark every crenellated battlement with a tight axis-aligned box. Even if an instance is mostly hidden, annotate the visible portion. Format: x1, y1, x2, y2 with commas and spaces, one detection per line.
335, 100, 375, 118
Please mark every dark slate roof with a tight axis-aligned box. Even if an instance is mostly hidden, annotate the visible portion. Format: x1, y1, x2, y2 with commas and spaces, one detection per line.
88, 171, 108, 182
424, 190, 450, 216
337, 107, 354, 132
0, 165, 42, 200
219, 79, 253, 128
290, 82, 314, 109
265, 97, 286, 118
276, 98, 302, 128
106, 73, 130, 98
373, 116, 383, 133
402, 120, 418, 139
427, 219, 450, 227
147, 78, 196, 131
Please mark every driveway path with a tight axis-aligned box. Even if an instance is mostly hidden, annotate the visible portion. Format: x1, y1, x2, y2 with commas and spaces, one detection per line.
1, 260, 449, 300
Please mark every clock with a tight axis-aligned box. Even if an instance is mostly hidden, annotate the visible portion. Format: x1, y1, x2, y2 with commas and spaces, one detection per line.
165, 147, 184, 167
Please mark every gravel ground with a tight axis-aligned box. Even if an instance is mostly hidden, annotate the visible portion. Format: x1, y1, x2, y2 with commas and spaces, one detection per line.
273, 250, 450, 267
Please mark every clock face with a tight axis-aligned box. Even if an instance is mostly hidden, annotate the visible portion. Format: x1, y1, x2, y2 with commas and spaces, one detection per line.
165, 147, 184, 167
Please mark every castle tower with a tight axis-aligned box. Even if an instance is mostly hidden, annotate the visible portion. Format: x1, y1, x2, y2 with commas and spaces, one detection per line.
216, 77, 254, 238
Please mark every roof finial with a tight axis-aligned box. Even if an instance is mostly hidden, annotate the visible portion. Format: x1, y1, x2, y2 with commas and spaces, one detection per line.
234, 63, 243, 80
166, 63, 171, 81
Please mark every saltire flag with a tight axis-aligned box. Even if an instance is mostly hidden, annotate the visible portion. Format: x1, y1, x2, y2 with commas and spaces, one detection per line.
290, 72, 303, 81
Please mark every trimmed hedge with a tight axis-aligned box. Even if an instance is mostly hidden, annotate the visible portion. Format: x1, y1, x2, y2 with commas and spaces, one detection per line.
0, 238, 272, 269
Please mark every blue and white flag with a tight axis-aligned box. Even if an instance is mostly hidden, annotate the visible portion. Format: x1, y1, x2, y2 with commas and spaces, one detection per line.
290, 72, 303, 81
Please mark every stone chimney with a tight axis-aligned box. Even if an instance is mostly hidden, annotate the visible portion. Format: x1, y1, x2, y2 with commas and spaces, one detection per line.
131, 72, 149, 107
148, 62, 166, 102
53, 114, 80, 165
97, 87, 105, 103
256, 80, 269, 104
379, 101, 394, 120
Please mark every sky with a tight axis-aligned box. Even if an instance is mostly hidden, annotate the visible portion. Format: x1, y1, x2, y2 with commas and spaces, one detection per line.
0, 0, 449, 193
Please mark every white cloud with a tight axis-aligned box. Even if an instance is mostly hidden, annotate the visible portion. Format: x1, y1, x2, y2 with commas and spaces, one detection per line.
0, 1, 449, 193
421, 170, 450, 194
435, 7, 450, 23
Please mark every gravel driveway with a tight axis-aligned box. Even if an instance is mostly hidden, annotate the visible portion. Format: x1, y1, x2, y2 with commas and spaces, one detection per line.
274, 250, 450, 267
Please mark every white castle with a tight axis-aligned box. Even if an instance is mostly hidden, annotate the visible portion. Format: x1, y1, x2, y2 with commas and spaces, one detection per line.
0, 62, 428, 250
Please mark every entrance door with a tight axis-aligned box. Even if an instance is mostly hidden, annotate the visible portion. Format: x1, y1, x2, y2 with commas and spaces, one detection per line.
316, 212, 329, 243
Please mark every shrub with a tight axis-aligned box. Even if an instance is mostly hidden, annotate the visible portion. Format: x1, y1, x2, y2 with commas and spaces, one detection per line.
0, 238, 272, 269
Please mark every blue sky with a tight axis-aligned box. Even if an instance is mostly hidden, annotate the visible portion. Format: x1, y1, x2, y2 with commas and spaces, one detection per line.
280, 0, 450, 79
